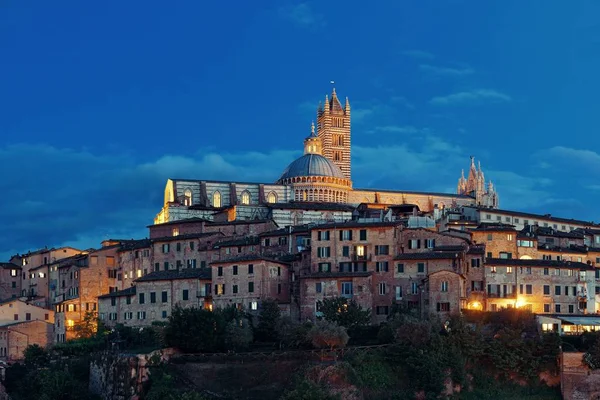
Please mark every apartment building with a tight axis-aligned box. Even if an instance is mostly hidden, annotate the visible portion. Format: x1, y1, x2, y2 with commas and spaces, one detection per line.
211, 256, 290, 313
0, 263, 21, 300
98, 268, 211, 327
151, 232, 223, 272
0, 299, 54, 324
0, 320, 53, 362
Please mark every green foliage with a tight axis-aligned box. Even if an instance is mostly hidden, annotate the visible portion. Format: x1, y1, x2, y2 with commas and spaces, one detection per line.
23, 344, 48, 368
584, 335, 600, 369
317, 297, 371, 329
281, 379, 341, 400
71, 311, 99, 339
348, 352, 397, 389
224, 318, 253, 351
8, 367, 98, 400
256, 298, 282, 342
376, 324, 395, 344
276, 317, 314, 349
145, 366, 208, 400
164, 305, 223, 352
307, 320, 349, 350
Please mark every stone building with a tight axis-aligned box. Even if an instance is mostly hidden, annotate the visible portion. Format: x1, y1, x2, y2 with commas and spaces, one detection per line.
0, 299, 54, 324
98, 268, 211, 328
154, 88, 488, 226
210, 256, 290, 313
151, 232, 223, 272
0, 320, 53, 362
0, 263, 21, 301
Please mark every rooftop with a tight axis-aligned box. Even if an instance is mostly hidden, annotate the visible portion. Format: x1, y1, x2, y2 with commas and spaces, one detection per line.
98, 286, 136, 299
210, 255, 290, 265
472, 206, 599, 227
395, 252, 462, 260
136, 268, 212, 283
485, 258, 592, 270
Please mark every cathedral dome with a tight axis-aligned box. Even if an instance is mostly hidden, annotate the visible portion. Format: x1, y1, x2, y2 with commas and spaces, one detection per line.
278, 153, 344, 181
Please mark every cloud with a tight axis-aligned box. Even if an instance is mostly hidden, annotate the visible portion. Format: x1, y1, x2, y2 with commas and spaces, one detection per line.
430, 89, 512, 106
365, 125, 428, 135
390, 96, 415, 110
419, 64, 474, 77
279, 3, 325, 29
402, 50, 435, 60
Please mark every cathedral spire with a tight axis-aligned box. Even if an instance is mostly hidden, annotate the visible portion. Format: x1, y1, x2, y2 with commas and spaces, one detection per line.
345, 96, 351, 113
304, 122, 322, 155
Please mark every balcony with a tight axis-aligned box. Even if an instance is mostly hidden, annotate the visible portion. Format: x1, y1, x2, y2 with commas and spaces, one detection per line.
352, 254, 371, 261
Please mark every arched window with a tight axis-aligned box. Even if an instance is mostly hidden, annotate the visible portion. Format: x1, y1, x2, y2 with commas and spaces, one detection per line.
241, 191, 250, 205
213, 191, 221, 208
267, 192, 277, 204
184, 189, 192, 206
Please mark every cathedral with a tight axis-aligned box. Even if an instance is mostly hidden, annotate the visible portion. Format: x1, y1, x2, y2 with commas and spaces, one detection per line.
155, 88, 499, 227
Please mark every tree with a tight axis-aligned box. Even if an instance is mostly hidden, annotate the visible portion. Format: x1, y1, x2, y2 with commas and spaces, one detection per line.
23, 344, 48, 368
307, 320, 349, 351
71, 311, 98, 339
224, 318, 253, 351
256, 298, 282, 341
276, 317, 313, 349
317, 297, 371, 329
164, 306, 223, 352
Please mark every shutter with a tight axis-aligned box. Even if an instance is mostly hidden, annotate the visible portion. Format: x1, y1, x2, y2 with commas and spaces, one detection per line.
408, 240, 412, 249
349, 230, 353, 240
417, 239, 421, 249
339, 230, 343, 241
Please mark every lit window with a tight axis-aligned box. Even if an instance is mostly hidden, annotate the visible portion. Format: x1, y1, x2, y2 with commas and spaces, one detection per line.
136, 270, 142, 278
441, 281, 448, 292
184, 189, 192, 206
355, 245, 365, 257
507, 267, 513, 274
10, 269, 17, 277
213, 191, 222, 207
67, 319, 74, 328
172, 228, 179, 237
241, 191, 250, 205
250, 301, 258, 310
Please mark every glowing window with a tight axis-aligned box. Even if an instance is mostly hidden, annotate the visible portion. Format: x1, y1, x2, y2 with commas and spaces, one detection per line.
184, 189, 192, 206
213, 191, 221, 207
267, 192, 277, 204
241, 191, 250, 205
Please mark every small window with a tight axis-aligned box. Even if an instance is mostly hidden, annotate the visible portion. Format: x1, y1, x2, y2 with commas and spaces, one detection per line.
233, 285, 238, 294
213, 191, 222, 207
441, 281, 448, 292
397, 263, 404, 273
249, 282, 254, 293
218, 267, 223, 276
417, 263, 425, 273
315, 282, 322, 293
267, 192, 277, 204
359, 230, 367, 241
241, 191, 250, 205
248, 264, 254, 274
182, 289, 189, 301
233, 265, 238, 275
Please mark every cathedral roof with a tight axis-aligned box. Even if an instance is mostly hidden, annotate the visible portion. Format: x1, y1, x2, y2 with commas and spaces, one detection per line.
278, 153, 344, 181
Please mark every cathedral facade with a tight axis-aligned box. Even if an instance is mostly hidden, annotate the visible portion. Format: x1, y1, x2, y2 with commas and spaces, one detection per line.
155, 89, 498, 227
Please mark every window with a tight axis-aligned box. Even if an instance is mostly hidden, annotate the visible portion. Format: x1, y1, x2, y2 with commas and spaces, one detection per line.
213, 191, 221, 207
215, 284, 224, 295
544, 304, 550, 313
397, 263, 404, 273
10, 269, 17, 277
555, 268, 560, 276
417, 263, 425, 273
182, 290, 188, 301
555, 304, 561, 313
111, 297, 116, 306
241, 191, 250, 205
137, 311, 146, 320
13, 314, 18, 321
25, 313, 31, 321
317, 231, 330, 241
395, 286, 403, 300
499, 252, 512, 259
569, 305, 574, 313
317, 247, 331, 258
341, 282, 353, 297
340, 230, 352, 240
518, 240, 534, 247
267, 192, 277, 203
525, 284, 532, 295
378, 283, 386, 295
150, 292, 156, 303
487, 234, 493, 241
162, 244, 170, 253
233, 265, 238, 275
411, 282, 418, 294
441, 281, 448, 292
218, 267, 223, 276
318, 263, 331, 272
376, 306, 389, 315
471, 259, 481, 268
505, 217, 510, 222
248, 264, 254, 274
376, 262, 389, 272
425, 239, 435, 248
162, 311, 168, 318
507, 234, 513, 241
315, 282, 322, 293
359, 229, 367, 241
355, 245, 365, 257
278, 283, 282, 294
176, 242, 181, 252
278, 267, 281, 276
408, 239, 421, 249
139, 293, 145, 304
543, 285, 550, 295
342, 246, 350, 257
250, 301, 258, 311
187, 259, 197, 268
436, 303, 450, 312
544, 268, 549, 276
565, 286, 569, 296
375, 245, 389, 255
232, 285, 238, 294
248, 282, 254, 293
555, 286, 562, 296
506, 266, 513, 273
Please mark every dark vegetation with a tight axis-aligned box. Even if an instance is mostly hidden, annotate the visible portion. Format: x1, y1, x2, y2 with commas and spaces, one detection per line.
5, 300, 586, 399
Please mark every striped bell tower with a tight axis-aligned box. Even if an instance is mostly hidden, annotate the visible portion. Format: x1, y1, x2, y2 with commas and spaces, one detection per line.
316, 87, 351, 180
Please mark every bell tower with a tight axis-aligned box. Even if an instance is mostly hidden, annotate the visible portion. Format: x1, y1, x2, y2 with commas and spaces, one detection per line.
316, 87, 351, 180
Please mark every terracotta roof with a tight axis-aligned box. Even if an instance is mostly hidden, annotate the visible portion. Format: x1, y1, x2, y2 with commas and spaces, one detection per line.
135, 268, 212, 282
471, 223, 516, 232
148, 217, 211, 228
301, 271, 372, 279
98, 286, 136, 299
213, 236, 260, 248
0, 262, 21, 270
151, 232, 223, 243
312, 221, 400, 230
353, 187, 474, 199
472, 206, 599, 227
207, 219, 276, 226
210, 255, 290, 265
485, 258, 593, 270
432, 245, 466, 252
260, 225, 312, 237
118, 239, 152, 251
395, 252, 462, 260
266, 202, 355, 212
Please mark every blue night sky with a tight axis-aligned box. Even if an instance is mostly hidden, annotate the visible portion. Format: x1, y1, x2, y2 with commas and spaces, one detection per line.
2, 1, 600, 259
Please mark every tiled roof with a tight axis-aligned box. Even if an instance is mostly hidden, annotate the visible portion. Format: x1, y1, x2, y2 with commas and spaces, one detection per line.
354, 187, 474, 199
213, 236, 260, 248
207, 219, 276, 226
151, 232, 223, 243
301, 271, 372, 279
210, 255, 290, 265
395, 252, 462, 260
0, 262, 21, 270
537, 245, 588, 254
467, 246, 486, 255
118, 239, 152, 251
135, 268, 212, 282
485, 258, 593, 270
432, 245, 466, 252
471, 223, 516, 232
312, 221, 401, 230
260, 225, 312, 237
98, 286, 136, 299
534, 227, 584, 239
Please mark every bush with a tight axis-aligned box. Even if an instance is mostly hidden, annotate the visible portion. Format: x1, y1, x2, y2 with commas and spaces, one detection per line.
164, 305, 223, 352
281, 379, 341, 400
224, 318, 253, 351
255, 298, 282, 342
317, 297, 371, 329
307, 320, 349, 350
277, 317, 314, 349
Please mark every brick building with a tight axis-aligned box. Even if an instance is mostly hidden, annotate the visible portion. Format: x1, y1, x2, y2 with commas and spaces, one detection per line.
98, 268, 211, 328
0, 320, 53, 362
0, 263, 21, 301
